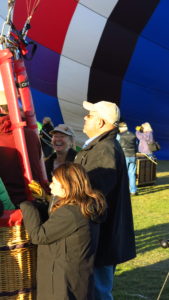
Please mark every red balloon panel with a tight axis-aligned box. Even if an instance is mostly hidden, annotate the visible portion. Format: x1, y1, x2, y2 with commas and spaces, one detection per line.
13, 0, 79, 53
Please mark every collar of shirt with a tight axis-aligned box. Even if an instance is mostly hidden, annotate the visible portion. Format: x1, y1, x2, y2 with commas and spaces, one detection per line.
82, 135, 99, 149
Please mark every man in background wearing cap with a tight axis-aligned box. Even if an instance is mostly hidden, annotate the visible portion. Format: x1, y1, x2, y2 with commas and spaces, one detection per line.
45, 124, 77, 182
117, 122, 138, 196
75, 101, 136, 300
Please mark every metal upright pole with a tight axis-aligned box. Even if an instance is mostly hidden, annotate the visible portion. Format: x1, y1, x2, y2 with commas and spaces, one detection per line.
14, 58, 48, 182
0, 48, 33, 199
156, 272, 169, 300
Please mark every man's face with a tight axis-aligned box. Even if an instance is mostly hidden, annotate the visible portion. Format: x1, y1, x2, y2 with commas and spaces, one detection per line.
83, 110, 99, 138
51, 132, 72, 153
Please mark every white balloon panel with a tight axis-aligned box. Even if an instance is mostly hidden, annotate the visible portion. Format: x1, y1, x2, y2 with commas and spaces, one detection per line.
79, 0, 119, 18
57, 56, 89, 103
62, 4, 106, 67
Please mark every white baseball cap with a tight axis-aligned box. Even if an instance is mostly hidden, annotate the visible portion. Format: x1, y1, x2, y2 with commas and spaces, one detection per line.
83, 101, 120, 125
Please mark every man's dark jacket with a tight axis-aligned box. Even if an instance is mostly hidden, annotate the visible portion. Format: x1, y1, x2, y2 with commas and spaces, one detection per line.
75, 128, 136, 266
118, 130, 137, 157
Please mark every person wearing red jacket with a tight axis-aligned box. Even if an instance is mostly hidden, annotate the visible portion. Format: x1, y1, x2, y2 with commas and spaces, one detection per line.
0, 104, 45, 207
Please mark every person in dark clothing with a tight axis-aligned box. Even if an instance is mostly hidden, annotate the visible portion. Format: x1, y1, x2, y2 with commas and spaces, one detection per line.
0, 177, 15, 210
45, 124, 77, 182
40, 117, 54, 158
75, 101, 136, 300
0, 200, 4, 217
0, 104, 46, 207
0, 113, 28, 205
20, 162, 107, 300
117, 122, 138, 195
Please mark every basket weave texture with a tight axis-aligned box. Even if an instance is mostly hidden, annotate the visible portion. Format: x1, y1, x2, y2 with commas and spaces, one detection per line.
0, 224, 37, 300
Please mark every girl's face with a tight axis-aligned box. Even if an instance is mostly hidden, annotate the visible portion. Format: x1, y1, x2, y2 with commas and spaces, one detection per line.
50, 177, 66, 198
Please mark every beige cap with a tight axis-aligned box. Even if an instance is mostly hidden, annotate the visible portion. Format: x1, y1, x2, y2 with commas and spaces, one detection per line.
50, 124, 75, 136
141, 122, 153, 132
83, 101, 120, 125
119, 122, 127, 128
119, 122, 128, 132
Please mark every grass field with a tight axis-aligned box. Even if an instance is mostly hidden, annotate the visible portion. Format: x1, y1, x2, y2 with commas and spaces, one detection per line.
113, 160, 169, 300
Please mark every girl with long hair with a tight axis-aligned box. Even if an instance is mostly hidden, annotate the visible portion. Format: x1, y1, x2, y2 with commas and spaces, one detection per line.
21, 162, 106, 300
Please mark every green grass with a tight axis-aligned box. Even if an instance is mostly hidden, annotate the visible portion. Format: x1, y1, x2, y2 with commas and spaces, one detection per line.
113, 160, 169, 300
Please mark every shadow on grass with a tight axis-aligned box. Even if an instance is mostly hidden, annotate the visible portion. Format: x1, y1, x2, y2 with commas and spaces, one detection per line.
156, 176, 169, 185
138, 184, 169, 195
157, 160, 169, 173
114, 259, 169, 300
135, 223, 169, 254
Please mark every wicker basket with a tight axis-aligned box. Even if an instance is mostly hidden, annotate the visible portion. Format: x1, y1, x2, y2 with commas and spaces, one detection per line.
0, 210, 37, 300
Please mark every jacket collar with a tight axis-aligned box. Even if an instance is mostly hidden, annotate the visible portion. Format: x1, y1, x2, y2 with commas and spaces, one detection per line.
83, 127, 118, 150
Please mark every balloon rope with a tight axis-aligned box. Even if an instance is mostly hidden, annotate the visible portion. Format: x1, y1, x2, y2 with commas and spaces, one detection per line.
25, 0, 41, 19
25, 0, 31, 18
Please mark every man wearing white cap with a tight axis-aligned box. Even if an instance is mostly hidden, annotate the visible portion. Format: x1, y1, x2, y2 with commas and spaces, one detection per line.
75, 101, 136, 300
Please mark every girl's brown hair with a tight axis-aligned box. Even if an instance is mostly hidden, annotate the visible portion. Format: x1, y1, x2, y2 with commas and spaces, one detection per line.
51, 162, 106, 218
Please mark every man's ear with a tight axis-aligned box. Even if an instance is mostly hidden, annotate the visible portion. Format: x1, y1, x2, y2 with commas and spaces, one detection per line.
98, 118, 105, 128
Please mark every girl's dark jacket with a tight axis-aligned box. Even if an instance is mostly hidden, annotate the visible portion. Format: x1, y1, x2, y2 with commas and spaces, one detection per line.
75, 128, 136, 266
20, 201, 101, 300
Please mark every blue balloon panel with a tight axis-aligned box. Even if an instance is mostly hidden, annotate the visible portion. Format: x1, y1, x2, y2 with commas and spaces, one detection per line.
31, 88, 63, 126
120, 0, 169, 159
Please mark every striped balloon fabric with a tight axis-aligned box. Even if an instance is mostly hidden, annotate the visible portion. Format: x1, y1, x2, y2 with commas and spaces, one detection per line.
0, 0, 168, 158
